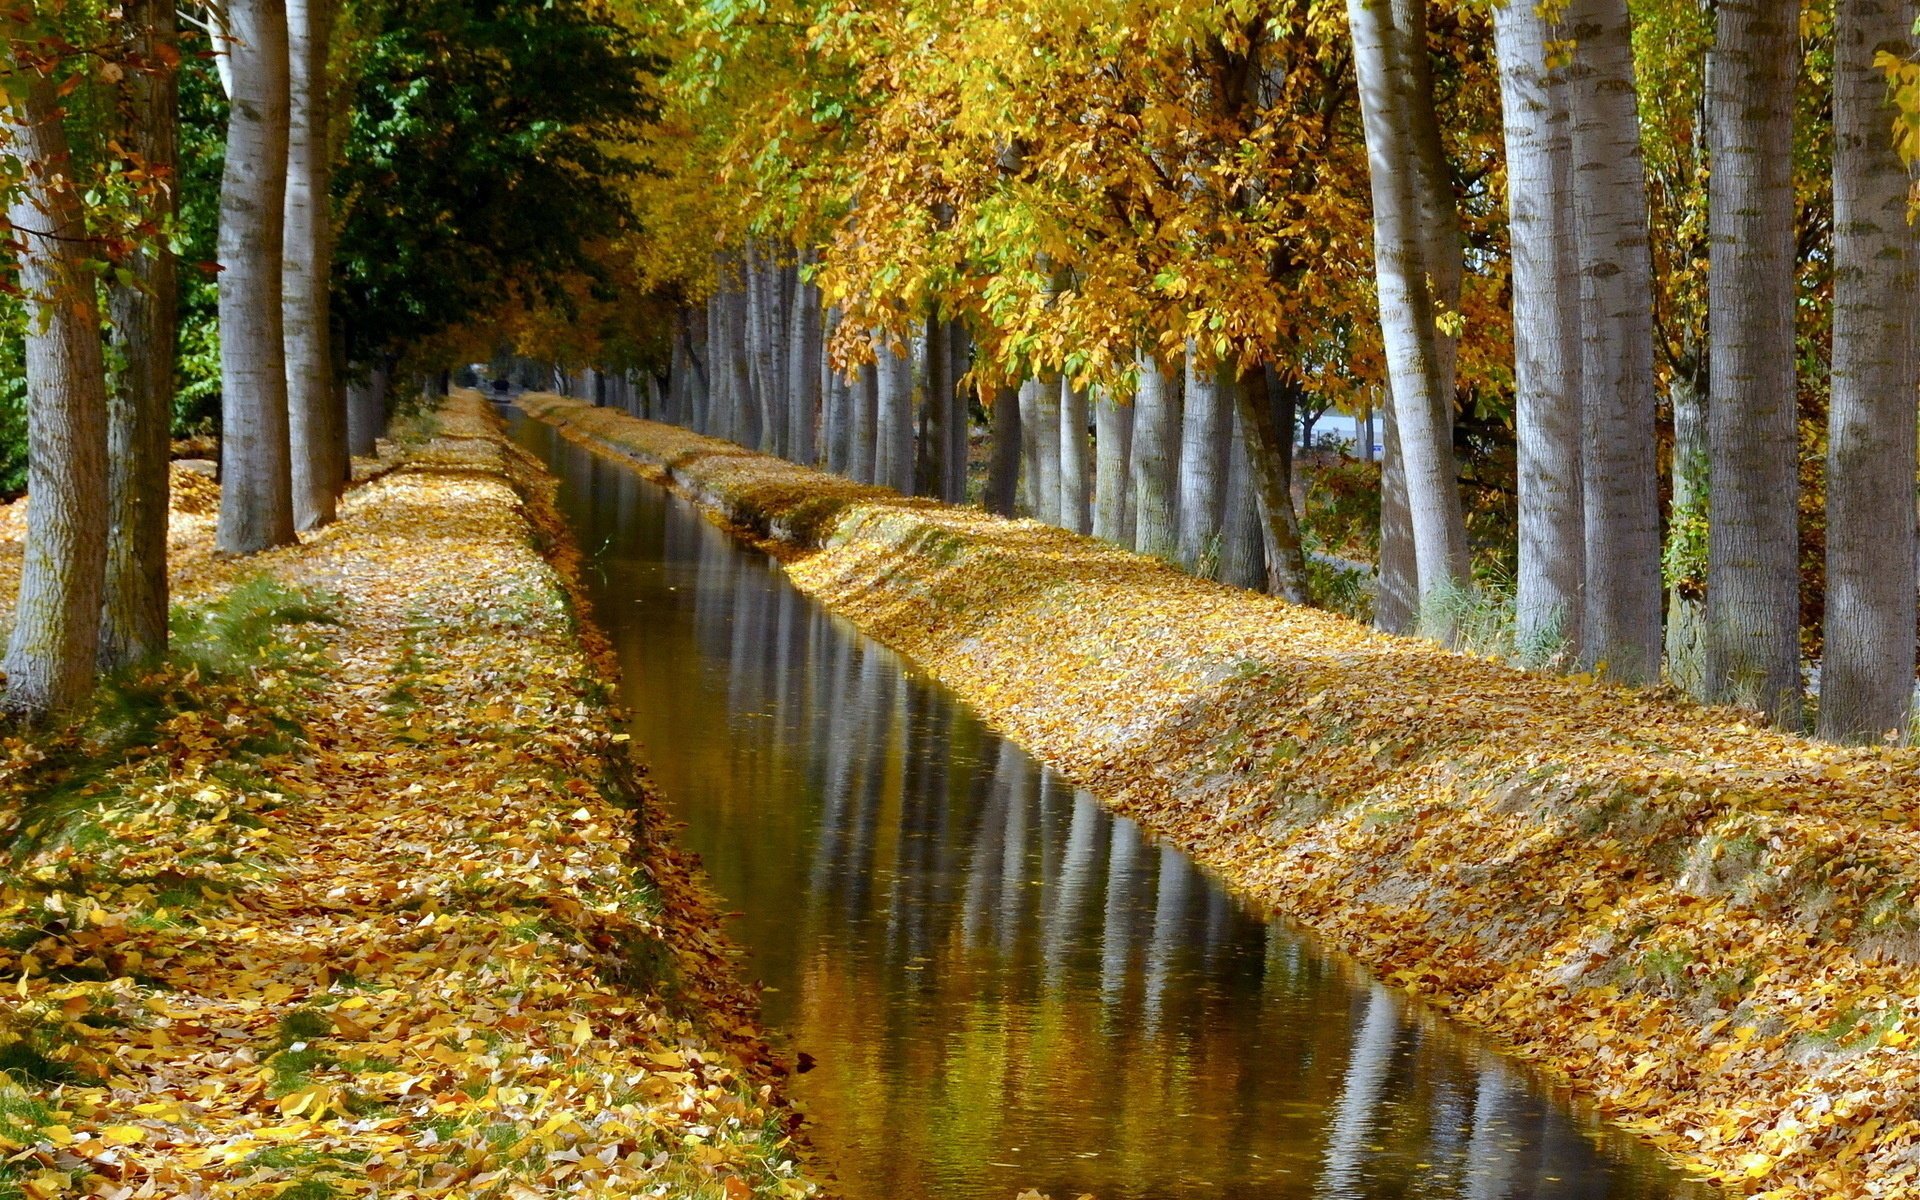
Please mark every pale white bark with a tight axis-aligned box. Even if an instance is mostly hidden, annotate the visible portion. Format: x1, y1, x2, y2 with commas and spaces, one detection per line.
1348, 0, 1471, 624
1566, 0, 1663, 682
1132, 352, 1182, 560
1375, 394, 1418, 632
1496, 0, 1586, 662
786, 254, 822, 465
285, 0, 340, 531
1705, 0, 1802, 725
1032, 373, 1062, 524
873, 333, 915, 493
216, 0, 296, 555
1092, 384, 1134, 544
1821, 0, 1919, 742
1059, 377, 1091, 533
1176, 345, 1231, 574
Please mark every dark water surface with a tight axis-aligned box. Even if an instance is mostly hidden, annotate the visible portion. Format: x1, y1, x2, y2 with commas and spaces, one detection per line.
506, 408, 1709, 1200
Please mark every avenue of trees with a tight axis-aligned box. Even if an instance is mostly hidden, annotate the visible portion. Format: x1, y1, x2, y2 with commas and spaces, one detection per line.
4, 0, 1920, 747
564, 0, 1920, 746
0, 2, 654, 717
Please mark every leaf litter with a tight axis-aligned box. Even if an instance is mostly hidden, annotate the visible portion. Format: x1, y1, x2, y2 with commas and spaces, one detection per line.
0, 394, 814, 1199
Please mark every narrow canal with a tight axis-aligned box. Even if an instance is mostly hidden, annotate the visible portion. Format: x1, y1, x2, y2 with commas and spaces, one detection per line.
506, 408, 1709, 1200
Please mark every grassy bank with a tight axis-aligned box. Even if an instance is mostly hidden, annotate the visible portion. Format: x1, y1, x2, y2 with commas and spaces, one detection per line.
522, 391, 1920, 1199
0, 393, 813, 1200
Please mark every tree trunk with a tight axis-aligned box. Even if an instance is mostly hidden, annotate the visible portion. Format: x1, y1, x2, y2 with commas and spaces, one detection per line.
1566, 0, 1663, 682
285, 0, 340, 532
1176, 345, 1232, 575
726, 285, 757, 446
1665, 367, 1710, 696
1243, 367, 1310, 603
1705, 0, 1802, 725
787, 254, 822, 466
744, 245, 779, 453
1348, 0, 1471, 625
1821, 0, 1919, 742
946, 322, 972, 502
1132, 352, 1182, 560
850, 359, 878, 483
1495, 0, 1586, 664
874, 333, 916, 494
1376, 394, 1418, 632
215, 0, 296, 555
985, 383, 1022, 516
1092, 385, 1134, 544
3, 61, 111, 716
923, 314, 955, 498
100, 0, 179, 672
1017, 377, 1040, 514
1220, 405, 1267, 589
1396, 0, 1464, 398
1032, 373, 1063, 524
1059, 377, 1092, 534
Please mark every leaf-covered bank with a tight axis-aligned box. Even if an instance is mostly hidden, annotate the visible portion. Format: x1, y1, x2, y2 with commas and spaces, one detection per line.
0, 393, 813, 1199
521, 392, 1920, 1199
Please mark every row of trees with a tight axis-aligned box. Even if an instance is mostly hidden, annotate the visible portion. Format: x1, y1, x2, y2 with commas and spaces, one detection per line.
0, 2, 658, 719
566, 0, 1920, 744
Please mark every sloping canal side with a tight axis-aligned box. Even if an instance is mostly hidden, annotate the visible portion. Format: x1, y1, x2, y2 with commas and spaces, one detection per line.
521, 391, 1920, 1200
0, 393, 813, 1200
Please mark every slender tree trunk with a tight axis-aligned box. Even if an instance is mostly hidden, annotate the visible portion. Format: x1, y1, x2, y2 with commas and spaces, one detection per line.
1242, 367, 1310, 602
874, 333, 916, 493
100, 1, 179, 671
850, 359, 878, 483
346, 364, 385, 455
1176, 346, 1232, 574
1566, 0, 1663, 682
946, 322, 972, 502
1821, 0, 1919, 742
215, 0, 296, 555
1133, 352, 1182, 560
1705, 0, 1802, 725
1220, 406, 1267, 589
284, 0, 340, 531
1059, 377, 1092, 534
1496, 0, 1586, 664
985, 383, 1022, 516
1376, 394, 1418, 632
703, 288, 727, 437
787, 253, 822, 466
744, 244, 779, 453
727, 285, 757, 447
1017, 377, 1040, 514
1348, 0, 1471, 624
1032, 373, 1063, 524
1666, 366, 1710, 695
923, 314, 955, 498
1093, 385, 1134, 544
1, 60, 111, 716
1396, 0, 1464, 398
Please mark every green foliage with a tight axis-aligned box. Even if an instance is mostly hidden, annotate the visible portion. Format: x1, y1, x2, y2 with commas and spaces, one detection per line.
333, 0, 663, 365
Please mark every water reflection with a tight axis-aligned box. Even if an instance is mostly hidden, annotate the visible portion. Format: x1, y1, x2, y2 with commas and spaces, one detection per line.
510, 411, 1707, 1200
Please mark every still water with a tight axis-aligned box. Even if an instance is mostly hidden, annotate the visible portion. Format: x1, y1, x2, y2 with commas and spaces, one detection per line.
507, 409, 1708, 1200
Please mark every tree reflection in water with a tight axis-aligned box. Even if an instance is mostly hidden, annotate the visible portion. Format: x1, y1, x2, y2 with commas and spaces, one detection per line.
513, 411, 1711, 1200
